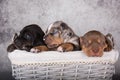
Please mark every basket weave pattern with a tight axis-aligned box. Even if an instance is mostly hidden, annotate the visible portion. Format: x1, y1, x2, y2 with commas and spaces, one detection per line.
12, 62, 114, 80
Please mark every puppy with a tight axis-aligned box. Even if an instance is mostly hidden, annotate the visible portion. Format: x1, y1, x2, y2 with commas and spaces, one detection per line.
80, 30, 114, 57
44, 21, 80, 52
31, 21, 80, 52
7, 24, 48, 52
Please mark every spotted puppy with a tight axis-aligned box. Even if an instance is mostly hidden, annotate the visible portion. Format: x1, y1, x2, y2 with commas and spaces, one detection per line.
7, 24, 48, 52
31, 21, 80, 52
80, 30, 114, 57
44, 21, 80, 52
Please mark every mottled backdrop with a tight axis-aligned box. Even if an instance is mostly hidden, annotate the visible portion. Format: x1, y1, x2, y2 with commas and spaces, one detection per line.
0, 0, 120, 79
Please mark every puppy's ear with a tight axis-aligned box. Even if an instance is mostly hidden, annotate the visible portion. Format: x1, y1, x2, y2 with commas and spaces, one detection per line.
80, 37, 84, 43
80, 36, 86, 45
12, 33, 18, 41
104, 33, 114, 51
80, 36, 85, 43
80, 36, 89, 45
80, 36, 87, 49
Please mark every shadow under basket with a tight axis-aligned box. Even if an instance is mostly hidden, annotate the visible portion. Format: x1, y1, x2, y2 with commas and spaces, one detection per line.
8, 50, 119, 80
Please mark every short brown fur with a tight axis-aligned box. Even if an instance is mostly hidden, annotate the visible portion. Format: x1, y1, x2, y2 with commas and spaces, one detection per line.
80, 30, 114, 57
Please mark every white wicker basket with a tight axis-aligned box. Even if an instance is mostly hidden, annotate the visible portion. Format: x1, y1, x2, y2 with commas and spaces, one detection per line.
8, 50, 119, 80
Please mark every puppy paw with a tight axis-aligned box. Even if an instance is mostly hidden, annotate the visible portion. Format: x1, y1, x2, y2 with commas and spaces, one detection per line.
57, 46, 64, 52
30, 46, 48, 53
57, 43, 74, 52
30, 48, 39, 53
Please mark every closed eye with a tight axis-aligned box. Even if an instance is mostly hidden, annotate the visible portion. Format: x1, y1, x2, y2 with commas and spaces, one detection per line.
53, 29, 60, 37
53, 29, 58, 34
23, 33, 33, 42
88, 40, 92, 44
97, 39, 101, 43
50, 29, 59, 35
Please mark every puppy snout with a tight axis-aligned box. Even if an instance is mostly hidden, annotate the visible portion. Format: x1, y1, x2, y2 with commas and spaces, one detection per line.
92, 48, 99, 53
43, 35, 53, 43
43, 35, 48, 41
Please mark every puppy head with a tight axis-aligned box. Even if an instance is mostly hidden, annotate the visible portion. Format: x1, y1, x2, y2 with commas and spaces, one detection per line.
44, 21, 74, 48
13, 33, 33, 51
80, 30, 107, 57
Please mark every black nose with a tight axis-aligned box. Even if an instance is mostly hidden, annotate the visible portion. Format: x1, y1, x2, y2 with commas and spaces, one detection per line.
92, 48, 99, 53
43, 35, 48, 41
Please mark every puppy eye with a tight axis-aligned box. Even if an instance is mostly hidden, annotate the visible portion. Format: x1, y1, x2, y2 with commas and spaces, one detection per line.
97, 39, 101, 43
88, 40, 91, 44
53, 29, 58, 34
26, 35, 31, 39
24, 34, 32, 41
50, 29, 58, 35
49, 29, 59, 37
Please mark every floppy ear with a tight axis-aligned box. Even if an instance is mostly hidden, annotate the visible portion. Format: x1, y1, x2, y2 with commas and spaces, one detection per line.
104, 33, 114, 51
80, 36, 87, 49
80, 36, 86, 43
12, 33, 18, 41
80, 36, 89, 45
80, 37, 83, 43
80, 36, 86, 45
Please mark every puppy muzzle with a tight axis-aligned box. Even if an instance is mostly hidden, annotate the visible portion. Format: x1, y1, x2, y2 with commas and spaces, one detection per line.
44, 34, 62, 48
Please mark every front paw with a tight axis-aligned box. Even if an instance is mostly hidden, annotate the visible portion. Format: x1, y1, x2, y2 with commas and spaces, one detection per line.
57, 46, 64, 52
104, 47, 112, 52
57, 43, 74, 52
30, 48, 40, 53
30, 46, 48, 53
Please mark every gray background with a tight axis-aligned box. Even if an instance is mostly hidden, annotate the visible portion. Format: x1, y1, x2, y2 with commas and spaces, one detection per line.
0, 0, 120, 79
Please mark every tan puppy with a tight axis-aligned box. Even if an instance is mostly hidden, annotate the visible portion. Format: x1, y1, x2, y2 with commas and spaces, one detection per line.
80, 30, 114, 57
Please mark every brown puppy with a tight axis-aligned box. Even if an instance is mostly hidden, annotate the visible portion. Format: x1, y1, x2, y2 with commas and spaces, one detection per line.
32, 21, 80, 52
80, 30, 114, 57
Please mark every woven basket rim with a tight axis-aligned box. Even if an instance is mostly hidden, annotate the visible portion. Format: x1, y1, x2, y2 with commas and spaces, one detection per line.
8, 50, 119, 65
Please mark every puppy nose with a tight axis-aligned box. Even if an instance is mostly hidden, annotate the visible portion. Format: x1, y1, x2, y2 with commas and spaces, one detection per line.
43, 37, 45, 41
43, 35, 48, 41
92, 48, 99, 53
